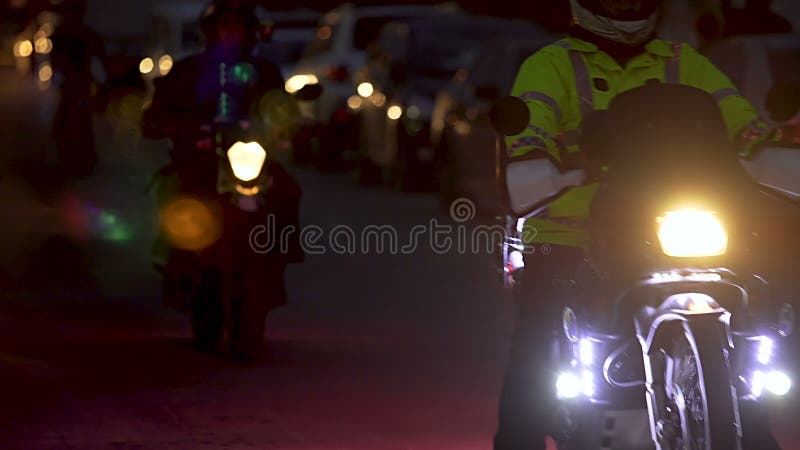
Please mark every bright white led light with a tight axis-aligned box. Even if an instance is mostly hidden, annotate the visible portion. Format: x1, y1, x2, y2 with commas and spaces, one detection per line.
508, 250, 524, 270
766, 371, 791, 396
757, 337, 774, 365
579, 338, 594, 366
581, 369, 595, 397
556, 372, 581, 399
752, 370, 766, 397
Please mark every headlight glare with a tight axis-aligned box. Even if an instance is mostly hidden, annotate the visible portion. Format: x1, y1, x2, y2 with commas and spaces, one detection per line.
227, 141, 267, 183
556, 372, 581, 399
657, 210, 728, 257
766, 371, 792, 396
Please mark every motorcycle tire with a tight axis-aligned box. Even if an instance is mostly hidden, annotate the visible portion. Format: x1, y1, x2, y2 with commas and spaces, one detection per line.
669, 321, 741, 450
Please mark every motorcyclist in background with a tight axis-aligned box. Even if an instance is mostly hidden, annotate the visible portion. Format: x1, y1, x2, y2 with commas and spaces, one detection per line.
142, 0, 303, 360
495, 0, 783, 448
49, 0, 106, 178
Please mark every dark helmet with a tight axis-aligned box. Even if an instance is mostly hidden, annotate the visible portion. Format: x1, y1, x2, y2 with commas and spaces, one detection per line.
571, 0, 664, 44
200, 0, 260, 45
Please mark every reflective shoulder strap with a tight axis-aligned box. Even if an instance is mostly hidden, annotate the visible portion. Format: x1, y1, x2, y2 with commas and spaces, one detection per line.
568, 50, 594, 118
665, 43, 682, 84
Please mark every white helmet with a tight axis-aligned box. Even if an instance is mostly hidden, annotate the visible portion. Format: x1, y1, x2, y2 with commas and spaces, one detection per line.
570, 0, 663, 45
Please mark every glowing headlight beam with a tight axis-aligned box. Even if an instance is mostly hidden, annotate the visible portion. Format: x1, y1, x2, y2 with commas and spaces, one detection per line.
556, 372, 581, 399
752, 370, 791, 397
766, 371, 791, 396
227, 141, 267, 183
657, 210, 728, 258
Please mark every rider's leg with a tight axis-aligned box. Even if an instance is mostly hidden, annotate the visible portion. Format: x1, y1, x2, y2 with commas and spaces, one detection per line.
495, 245, 585, 450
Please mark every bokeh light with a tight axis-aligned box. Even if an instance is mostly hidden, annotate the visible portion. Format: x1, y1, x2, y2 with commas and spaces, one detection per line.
347, 95, 363, 111
34, 37, 52, 54
284, 74, 318, 94
161, 197, 220, 251
370, 92, 387, 108
38, 63, 53, 82
357, 82, 374, 98
387, 105, 403, 120
14, 40, 33, 58
40, 23, 54, 37
139, 58, 154, 74
317, 26, 332, 40
158, 55, 173, 76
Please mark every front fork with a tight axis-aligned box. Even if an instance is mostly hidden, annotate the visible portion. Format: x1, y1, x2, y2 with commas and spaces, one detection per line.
640, 312, 733, 450
643, 347, 676, 450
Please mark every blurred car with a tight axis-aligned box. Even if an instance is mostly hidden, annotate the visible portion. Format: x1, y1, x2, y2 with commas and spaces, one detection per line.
356, 17, 548, 191
288, 3, 459, 123
435, 36, 552, 212
285, 3, 460, 170
139, 1, 206, 87
703, 33, 800, 125
253, 8, 320, 77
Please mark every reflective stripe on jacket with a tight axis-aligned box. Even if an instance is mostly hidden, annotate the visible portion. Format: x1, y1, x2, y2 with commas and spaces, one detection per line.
507, 36, 762, 248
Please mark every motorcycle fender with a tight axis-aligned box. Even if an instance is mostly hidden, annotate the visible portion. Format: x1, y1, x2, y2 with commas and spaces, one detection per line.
638, 311, 730, 356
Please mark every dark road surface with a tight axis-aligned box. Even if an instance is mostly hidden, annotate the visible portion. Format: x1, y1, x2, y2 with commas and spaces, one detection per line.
0, 66, 799, 449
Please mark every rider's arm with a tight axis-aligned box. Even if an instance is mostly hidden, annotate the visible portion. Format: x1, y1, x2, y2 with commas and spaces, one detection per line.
678, 45, 775, 156
506, 47, 568, 163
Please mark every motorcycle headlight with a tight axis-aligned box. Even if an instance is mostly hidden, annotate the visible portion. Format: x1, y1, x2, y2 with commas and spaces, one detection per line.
227, 141, 267, 183
657, 210, 728, 258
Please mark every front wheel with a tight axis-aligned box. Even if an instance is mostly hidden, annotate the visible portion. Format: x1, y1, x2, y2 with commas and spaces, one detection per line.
668, 321, 741, 450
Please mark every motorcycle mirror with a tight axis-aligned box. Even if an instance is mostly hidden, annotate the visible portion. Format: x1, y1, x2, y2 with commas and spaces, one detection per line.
294, 83, 323, 102
766, 82, 800, 123
490, 96, 530, 137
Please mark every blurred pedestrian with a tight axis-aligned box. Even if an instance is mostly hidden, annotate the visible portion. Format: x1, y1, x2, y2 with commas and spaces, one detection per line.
49, 0, 105, 178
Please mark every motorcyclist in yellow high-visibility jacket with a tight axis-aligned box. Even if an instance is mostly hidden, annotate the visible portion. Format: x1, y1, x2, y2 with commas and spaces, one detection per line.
495, 1, 780, 449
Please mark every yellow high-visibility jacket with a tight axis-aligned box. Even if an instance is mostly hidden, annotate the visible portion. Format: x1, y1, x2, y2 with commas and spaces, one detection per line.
507, 36, 768, 248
